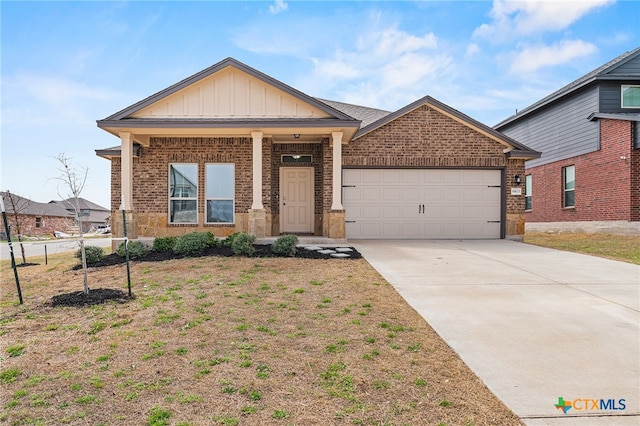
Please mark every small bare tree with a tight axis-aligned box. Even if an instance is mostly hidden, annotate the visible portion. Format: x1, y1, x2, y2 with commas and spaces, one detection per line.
54, 154, 90, 295
1, 190, 31, 265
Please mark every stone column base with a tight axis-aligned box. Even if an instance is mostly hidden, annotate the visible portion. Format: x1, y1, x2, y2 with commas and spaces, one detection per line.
112, 210, 138, 251
506, 213, 525, 242
325, 210, 346, 239
248, 209, 267, 238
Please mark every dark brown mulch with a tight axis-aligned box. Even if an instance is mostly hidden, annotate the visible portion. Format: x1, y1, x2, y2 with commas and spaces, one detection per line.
50, 288, 133, 307
16, 262, 40, 267
74, 243, 361, 270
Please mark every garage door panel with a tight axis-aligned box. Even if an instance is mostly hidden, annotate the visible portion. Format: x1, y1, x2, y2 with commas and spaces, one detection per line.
442, 206, 462, 218
382, 223, 401, 237
443, 170, 463, 183
444, 188, 463, 202
363, 188, 380, 201
402, 170, 422, 184
423, 187, 443, 201
383, 205, 401, 219
401, 222, 421, 237
362, 205, 380, 219
383, 187, 402, 201
401, 187, 420, 202
343, 169, 502, 239
402, 205, 420, 218
362, 170, 381, 184
383, 170, 402, 184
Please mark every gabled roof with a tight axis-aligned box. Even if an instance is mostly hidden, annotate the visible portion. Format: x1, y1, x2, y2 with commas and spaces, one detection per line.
354, 95, 541, 159
1, 192, 73, 218
98, 57, 359, 128
495, 47, 640, 128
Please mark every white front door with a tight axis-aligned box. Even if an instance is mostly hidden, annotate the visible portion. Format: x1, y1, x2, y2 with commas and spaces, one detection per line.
280, 167, 314, 233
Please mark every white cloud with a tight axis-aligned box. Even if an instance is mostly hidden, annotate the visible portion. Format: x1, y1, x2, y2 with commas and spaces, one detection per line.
475, 0, 614, 39
509, 40, 598, 73
269, 0, 288, 15
304, 24, 450, 110
466, 43, 480, 57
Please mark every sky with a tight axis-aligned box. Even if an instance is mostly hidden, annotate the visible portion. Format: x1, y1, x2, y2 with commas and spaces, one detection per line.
2, 0, 639, 210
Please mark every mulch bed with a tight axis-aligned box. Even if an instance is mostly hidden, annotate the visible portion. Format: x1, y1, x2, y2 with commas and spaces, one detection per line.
50, 288, 133, 307
60, 244, 361, 307
75, 243, 361, 270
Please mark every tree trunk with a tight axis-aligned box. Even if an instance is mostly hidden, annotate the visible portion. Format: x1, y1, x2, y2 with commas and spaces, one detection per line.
17, 234, 26, 265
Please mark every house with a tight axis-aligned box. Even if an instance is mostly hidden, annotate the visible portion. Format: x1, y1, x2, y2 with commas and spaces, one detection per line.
495, 48, 640, 235
96, 57, 539, 242
52, 198, 110, 233
1, 192, 74, 238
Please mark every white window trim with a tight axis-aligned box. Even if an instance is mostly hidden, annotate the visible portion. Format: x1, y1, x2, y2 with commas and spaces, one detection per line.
621, 85, 640, 109
205, 163, 235, 225
168, 163, 198, 224
562, 165, 575, 208
525, 175, 532, 211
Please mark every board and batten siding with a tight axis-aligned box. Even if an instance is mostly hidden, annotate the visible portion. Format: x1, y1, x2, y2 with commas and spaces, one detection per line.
500, 86, 599, 168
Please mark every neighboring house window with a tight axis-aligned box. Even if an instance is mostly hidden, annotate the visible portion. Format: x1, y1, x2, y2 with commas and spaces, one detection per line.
621, 85, 640, 108
525, 175, 532, 211
35, 217, 42, 228
169, 164, 198, 224
82, 209, 90, 216
206, 164, 234, 224
562, 165, 575, 208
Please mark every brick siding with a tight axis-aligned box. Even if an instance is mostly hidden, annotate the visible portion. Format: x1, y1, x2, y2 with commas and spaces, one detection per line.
525, 119, 638, 222
2, 214, 72, 238
343, 104, 528, 218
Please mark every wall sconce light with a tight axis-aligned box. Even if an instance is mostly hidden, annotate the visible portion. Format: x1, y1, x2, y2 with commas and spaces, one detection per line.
294, 134, 300, 139
514, 175, 522, 185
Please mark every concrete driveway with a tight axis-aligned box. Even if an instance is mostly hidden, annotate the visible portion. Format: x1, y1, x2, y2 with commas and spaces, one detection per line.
353, 240, 639, 425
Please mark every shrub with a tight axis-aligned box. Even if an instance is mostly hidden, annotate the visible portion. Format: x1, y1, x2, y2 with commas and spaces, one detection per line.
76, 245, 104, 265
116, 241, 148, 259
152, 236, 177, 252
173, 232, 216, 256
223, 232, 241, 247
271, 234, 298, 257
231, 232, 256, 256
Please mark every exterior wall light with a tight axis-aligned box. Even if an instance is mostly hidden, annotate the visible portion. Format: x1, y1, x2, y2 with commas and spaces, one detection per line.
514, 175, 522, 185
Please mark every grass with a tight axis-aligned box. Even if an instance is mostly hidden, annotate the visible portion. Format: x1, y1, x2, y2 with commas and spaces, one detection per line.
525, 232, 640, 264
0, 252, 522, 425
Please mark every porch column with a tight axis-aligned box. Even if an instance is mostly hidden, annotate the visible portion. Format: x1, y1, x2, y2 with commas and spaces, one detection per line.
248, 131, 266, 237
331, 131, 343, 210
120, 131, 134, 211
115, 131, 137, 246
251, 131, 264, 210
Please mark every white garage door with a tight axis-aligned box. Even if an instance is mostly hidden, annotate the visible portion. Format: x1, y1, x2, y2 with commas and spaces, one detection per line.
343, 169, 502, 239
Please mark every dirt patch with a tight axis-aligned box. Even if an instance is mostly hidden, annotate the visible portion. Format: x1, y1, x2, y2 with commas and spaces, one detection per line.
50, 288, 133, 307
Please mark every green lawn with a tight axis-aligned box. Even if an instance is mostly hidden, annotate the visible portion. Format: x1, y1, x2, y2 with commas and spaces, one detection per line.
525, 232, 640, 265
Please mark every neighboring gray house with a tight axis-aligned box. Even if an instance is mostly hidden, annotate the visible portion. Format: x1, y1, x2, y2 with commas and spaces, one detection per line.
53, 198, 110, 233
495, 47, 640, 234
1, 191, 74, 238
